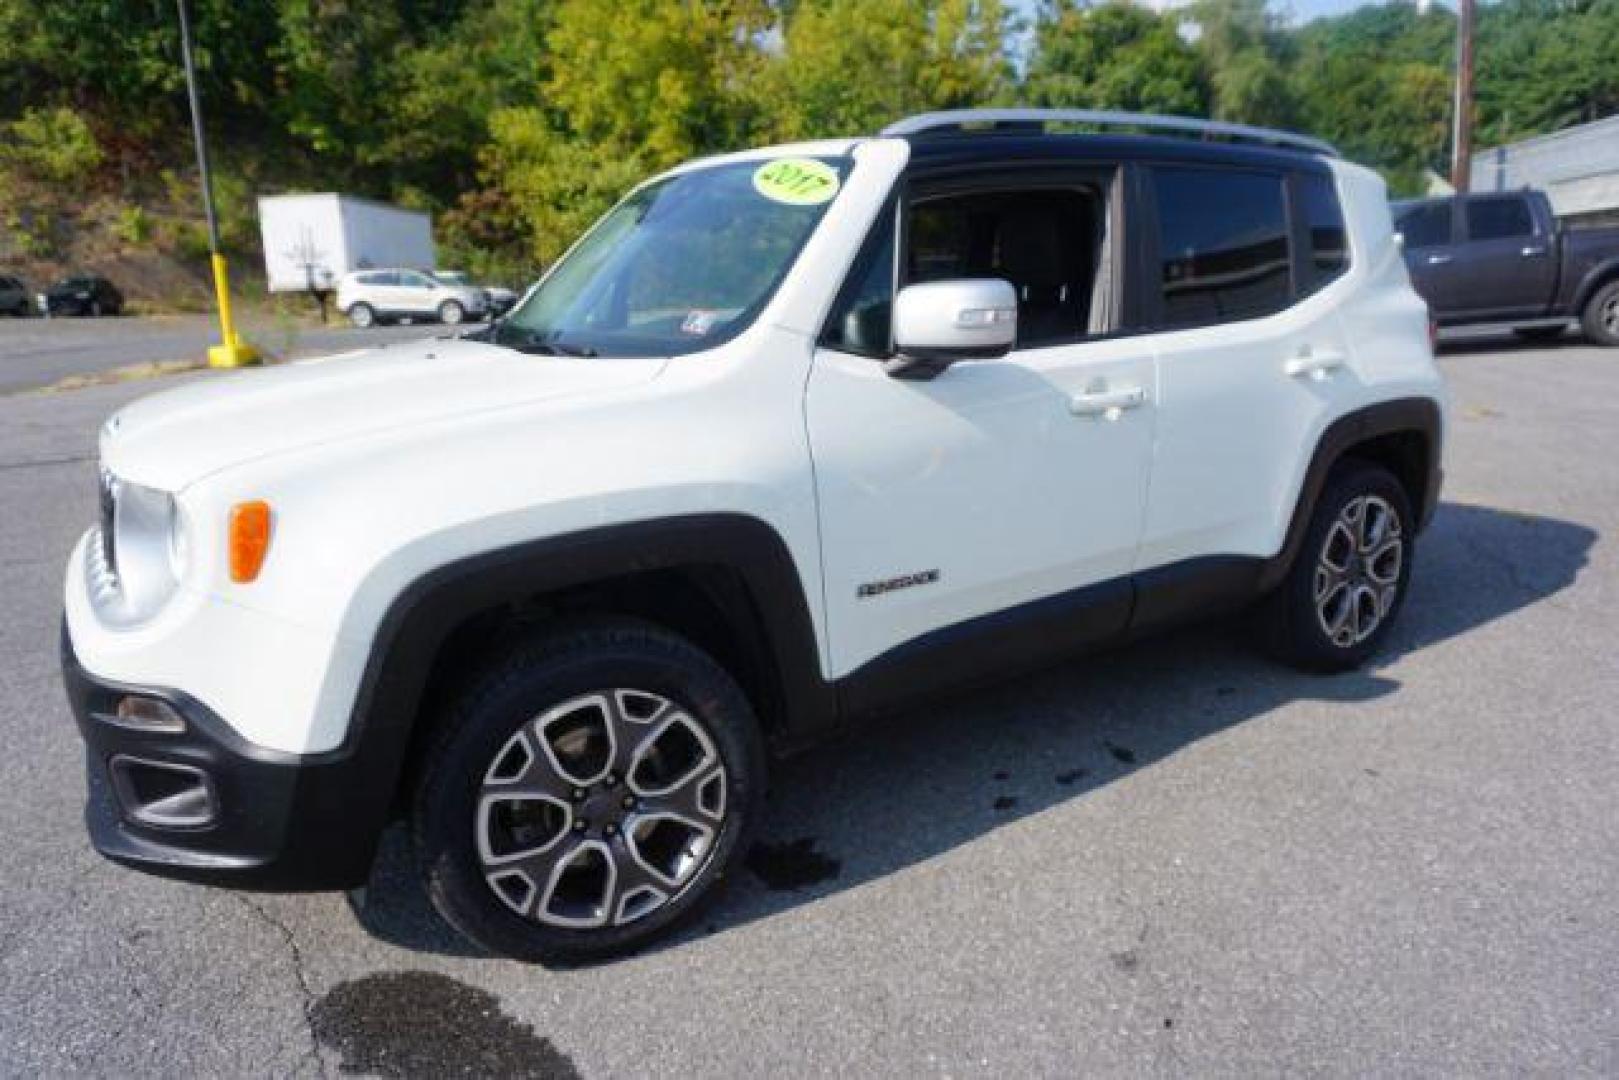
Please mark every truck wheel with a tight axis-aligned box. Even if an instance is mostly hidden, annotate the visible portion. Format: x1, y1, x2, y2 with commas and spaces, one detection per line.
1581, 280, 1619, 347
1259, 461, 1414, 673
437, 299, 465, 325
347, 302, 375, 329
413, 618, 766, 964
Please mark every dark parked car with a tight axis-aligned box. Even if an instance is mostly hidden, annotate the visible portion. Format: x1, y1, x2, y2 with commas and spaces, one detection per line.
0, 274, 32, 316
1393, 189, 1619, 346
42, 274, 123, 317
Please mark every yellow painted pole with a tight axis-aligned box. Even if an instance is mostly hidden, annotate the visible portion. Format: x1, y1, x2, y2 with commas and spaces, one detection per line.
178, 0, 259, 369
206, 252, 259, 367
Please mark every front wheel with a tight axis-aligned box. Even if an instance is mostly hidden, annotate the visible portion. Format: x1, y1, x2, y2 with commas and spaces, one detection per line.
413, 619, 766, 964
437, 299, 465, 325
1581, 280, 1619, 347
1259, 462, 1414, 672
347, 302, 375, 329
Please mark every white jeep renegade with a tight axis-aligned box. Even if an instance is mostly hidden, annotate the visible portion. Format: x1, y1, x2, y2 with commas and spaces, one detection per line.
63, 110, 1446, 963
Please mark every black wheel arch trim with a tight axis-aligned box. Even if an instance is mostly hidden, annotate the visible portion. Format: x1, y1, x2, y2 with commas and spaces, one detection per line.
342, 510, 834, 781
1257, 395, 1442, 594
1571, 257, 1619, 313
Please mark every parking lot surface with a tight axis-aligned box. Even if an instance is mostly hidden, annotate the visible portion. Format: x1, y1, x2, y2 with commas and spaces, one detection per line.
0, 313, 436, 395
0, 336, 1615, 1075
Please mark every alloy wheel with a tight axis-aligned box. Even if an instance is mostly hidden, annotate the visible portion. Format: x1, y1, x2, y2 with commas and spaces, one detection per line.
1313, 494, 1404, 648
475, 689, 728, 929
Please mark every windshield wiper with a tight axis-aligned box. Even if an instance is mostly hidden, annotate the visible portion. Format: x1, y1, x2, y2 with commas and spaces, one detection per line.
514, 340, 598, 358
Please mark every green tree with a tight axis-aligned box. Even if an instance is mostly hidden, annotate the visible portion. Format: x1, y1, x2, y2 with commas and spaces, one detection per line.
1024, 0, 1209, 116
1188, 0, 1294, 126
766, 0, 1015, 140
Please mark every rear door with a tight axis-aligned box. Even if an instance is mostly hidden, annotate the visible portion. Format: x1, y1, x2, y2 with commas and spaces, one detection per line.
1136, 164, 1362, 597
1454, 194, 1556, 318
1395, 199, 1466, 318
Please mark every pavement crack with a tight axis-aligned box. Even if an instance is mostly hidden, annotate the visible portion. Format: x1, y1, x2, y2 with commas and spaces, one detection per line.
235, 895, 329, 1078
0, 453, 94, 471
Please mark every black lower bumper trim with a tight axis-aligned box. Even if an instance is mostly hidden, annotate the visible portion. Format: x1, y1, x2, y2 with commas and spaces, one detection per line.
62, 623, 389, 891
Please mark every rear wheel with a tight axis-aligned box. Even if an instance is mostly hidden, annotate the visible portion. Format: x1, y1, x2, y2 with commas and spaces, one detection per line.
1581, 280, 1619, 347
347, 302, 375, 329
414, 618, 766, 964
438, 299, 465, 325
1259, 462, 1414, 672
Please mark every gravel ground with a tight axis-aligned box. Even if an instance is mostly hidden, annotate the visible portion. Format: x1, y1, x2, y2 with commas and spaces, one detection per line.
0, 338, 1614, 1076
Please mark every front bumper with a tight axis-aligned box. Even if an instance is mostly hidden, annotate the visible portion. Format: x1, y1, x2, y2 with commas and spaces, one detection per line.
62, 625, 389, 891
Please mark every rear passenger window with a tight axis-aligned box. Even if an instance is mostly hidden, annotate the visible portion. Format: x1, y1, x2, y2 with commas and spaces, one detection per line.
1466, 198, 1533, 241
1152, 167, 1291, 328
1297, 173, 1348, 295
1396, 203, 1451, 248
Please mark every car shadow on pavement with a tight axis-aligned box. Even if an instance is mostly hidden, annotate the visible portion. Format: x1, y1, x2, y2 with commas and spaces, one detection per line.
1437, 330, 1589, 355
350, 501, 1595, 962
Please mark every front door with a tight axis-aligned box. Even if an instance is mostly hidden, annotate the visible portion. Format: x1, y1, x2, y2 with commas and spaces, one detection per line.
806, 167, 1155, 705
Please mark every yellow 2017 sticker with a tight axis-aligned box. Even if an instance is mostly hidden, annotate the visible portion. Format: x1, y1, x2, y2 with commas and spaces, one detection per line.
752, 158, 840, 206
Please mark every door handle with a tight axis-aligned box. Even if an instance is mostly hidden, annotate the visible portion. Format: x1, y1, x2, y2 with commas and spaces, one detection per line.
1426, 253, 1452, 265
1284, 348, 1346, 380
1520, 245, 1547, 257
1069, 384, 1145, 419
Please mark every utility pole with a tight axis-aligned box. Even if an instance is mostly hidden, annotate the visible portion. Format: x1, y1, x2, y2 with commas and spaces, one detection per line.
1450, 0, 1475, 192
177, 0, 259, 368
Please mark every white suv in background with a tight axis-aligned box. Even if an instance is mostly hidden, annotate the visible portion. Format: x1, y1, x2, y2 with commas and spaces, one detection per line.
63, 110, 1445, 964
336, 268, 489, 327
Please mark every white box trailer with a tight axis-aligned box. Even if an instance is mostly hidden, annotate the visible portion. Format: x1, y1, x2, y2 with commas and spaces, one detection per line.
258, 193, 434, 294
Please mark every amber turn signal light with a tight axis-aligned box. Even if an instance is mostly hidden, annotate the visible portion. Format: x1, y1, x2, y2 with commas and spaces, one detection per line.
228, 500, 273, 583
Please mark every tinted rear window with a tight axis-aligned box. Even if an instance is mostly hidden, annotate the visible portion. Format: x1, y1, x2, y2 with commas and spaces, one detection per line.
1152, 167, 1291, 328
1298, 173, 1349, 295
1466, 197, 1534, 241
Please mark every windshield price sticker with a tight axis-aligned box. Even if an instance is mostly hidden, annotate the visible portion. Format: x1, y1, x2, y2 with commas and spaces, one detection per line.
752, 158, 840, 206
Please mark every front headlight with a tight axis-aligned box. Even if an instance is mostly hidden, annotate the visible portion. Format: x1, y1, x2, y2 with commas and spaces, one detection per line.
90, 476, 187, 626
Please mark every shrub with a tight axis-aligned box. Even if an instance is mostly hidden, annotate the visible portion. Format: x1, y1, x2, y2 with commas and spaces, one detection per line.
0, 107, 102, 185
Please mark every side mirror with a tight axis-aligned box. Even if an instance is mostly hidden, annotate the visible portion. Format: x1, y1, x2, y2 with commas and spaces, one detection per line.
887, 279, 1018, 380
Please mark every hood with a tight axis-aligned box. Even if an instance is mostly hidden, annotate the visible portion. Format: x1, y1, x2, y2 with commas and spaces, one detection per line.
101, 338, 667, 491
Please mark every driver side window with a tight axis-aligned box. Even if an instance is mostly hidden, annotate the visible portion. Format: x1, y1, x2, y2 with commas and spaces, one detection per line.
821, 175, 1115, 357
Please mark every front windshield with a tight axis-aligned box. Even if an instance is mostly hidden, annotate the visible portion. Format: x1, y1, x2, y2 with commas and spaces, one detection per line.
489, 156, 848, 357
434, 271, 470, 286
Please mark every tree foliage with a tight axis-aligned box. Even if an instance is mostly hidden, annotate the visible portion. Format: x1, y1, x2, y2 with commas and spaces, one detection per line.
1, 0, 1616, 272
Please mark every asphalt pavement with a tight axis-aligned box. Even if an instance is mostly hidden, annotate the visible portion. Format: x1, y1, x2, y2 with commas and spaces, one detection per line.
0, 333, 1614, 1076
0, 313, 437, 395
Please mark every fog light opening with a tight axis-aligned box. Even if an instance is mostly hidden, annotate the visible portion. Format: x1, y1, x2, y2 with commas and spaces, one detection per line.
109, 756, 216, 829
97, 695, 187, 734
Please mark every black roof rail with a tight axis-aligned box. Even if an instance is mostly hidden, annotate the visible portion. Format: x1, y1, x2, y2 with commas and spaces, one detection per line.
880, 108, 1339, 158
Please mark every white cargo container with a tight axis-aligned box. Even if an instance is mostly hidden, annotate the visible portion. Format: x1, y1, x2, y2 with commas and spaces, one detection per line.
257, 193, 434, 294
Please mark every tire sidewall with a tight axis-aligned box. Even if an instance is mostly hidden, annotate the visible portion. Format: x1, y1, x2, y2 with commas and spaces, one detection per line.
1583, 281, 1619, 347
1282, 464, 1415, 670
416, 636, 765, 964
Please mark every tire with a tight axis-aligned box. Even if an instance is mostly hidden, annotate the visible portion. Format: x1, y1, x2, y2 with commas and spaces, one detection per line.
1512, 325, 1566, 343
1259, 461, 1415, 673
1581, 279, 1619, 347
413, 617, 767, 964
348, 302, 376, 329
437, 299, 465, 325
